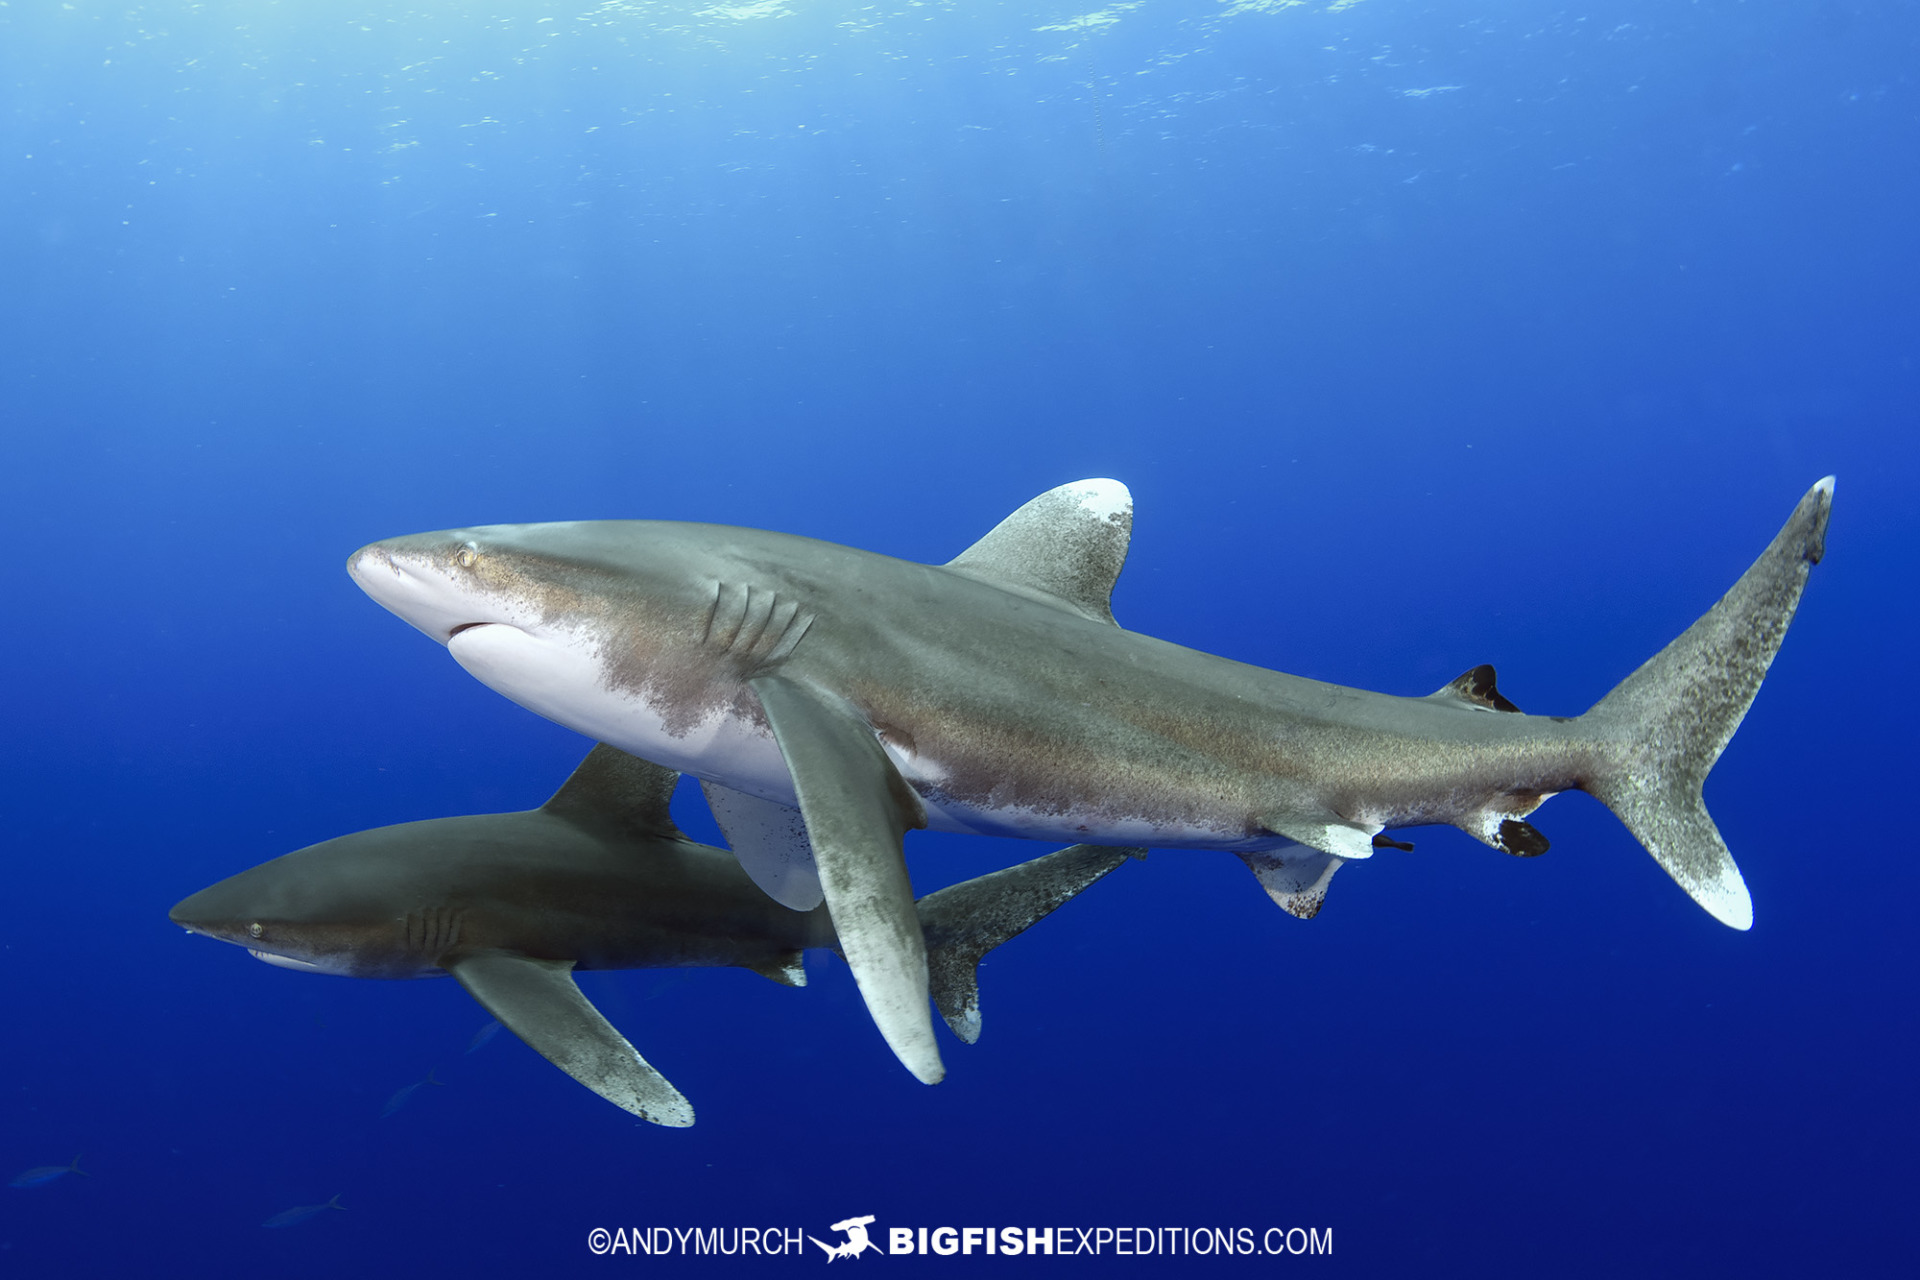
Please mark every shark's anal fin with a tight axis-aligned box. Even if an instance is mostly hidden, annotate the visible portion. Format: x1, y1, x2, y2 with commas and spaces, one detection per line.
446, 952, 694, 1127
542, 743, 687, 841
1239, 844, 1347, 919
1458, 801, 1555, 857
699, 781, 824, 911
747, 674, 942, 1084
916, 844, 1139, 1044
943, 479, 1133, 626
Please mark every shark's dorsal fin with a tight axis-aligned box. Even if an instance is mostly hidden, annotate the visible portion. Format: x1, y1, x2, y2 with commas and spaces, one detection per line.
542, 744, 686, 841
1427, 664, 1522, 714
943, 479, 1133, 627
916, 843, 1138, 1044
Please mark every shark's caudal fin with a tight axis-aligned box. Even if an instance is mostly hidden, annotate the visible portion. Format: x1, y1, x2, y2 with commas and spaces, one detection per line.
1582, 477, 1834, 931
914, 843, 1139, 1044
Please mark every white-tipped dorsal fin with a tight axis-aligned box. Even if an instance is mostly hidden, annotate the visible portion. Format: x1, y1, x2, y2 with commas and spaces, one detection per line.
944, 479, 1133, 627
542, 743, 685, 841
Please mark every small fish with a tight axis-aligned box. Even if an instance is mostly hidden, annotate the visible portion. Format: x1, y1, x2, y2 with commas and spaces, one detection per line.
9, 1156, 86, 1188
464, 1020, 502, 1055
261, 1194, 345, 1228
380, 1067, 444, 1118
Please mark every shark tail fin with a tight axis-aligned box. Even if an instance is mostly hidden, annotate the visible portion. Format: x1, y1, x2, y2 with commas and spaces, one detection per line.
1582, 477, 1833, 931
915, 844, 1139, 1044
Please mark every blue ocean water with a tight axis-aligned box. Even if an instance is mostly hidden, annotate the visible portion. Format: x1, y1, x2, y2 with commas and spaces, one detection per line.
2, 1, 1915, 1275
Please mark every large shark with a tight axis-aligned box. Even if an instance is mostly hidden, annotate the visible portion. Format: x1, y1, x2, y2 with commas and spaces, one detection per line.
347, 477, 1833, 1084
169, 744, 1135, 1125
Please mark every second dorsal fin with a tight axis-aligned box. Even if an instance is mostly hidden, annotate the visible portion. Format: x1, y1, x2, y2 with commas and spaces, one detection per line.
943, 479, 1133, 626
1427, 664, 1522, 714
541, 744, 686, 841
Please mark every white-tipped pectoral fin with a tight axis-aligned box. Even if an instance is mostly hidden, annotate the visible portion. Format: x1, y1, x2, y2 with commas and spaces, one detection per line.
447, 952, 695, 1127
699, 781, 824, 911
1238, 845, 1347, 919
748, 674, 943, 1085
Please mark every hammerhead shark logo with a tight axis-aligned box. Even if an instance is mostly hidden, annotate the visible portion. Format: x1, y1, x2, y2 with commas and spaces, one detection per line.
810, 1214, 881, 1261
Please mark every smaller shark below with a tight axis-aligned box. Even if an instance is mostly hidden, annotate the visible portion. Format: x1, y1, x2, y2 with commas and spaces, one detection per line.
169, 745, 1134, 1125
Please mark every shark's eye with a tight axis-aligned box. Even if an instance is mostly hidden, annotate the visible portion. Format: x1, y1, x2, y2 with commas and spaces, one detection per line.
248, 922, 265, 939
455, 544, 481, 570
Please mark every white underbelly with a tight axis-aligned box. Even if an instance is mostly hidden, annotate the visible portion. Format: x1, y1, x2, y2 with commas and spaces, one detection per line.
448, 623, 794, 798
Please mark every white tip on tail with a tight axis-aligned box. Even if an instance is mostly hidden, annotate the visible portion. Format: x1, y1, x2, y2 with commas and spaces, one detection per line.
1699, 866, 1754, 932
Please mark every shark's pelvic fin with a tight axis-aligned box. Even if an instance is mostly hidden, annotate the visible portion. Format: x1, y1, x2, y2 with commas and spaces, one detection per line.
447, 951, 694, 1126
1238, 844, 1346, 919
743, 949, 808, 988
542, 743, 686, 842
1581, 476, 1834, 931
1260, 808, 1380, 862
747, 674, 942, 1084
699, 781, 824, 911
917, 843, 1140, 1044
943, 478, 1133, 627
1426, 664, 1523, 714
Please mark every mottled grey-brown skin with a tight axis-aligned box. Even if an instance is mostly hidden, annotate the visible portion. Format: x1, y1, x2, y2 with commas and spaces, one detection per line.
354, 480, 1828, 876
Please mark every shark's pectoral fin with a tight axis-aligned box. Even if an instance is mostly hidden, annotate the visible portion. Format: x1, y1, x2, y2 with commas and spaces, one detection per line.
1238, 844, 1347, 919
699, 781, 824, 911
446, 952, 694, 1127
748, 674, 943, 1085
1259, 810, 1380, 862
917, 843, 1139, 1044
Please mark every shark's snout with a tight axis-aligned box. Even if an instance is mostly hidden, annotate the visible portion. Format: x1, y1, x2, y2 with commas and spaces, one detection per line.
348, 537, 494, 644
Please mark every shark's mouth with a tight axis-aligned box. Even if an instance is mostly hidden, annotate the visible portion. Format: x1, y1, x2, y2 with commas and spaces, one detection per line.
248, 948, 326, 973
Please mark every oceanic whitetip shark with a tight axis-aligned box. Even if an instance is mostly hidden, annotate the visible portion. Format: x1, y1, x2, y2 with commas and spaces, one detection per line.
169, 745, 1136, 1125
347, 477, 1833, 1085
